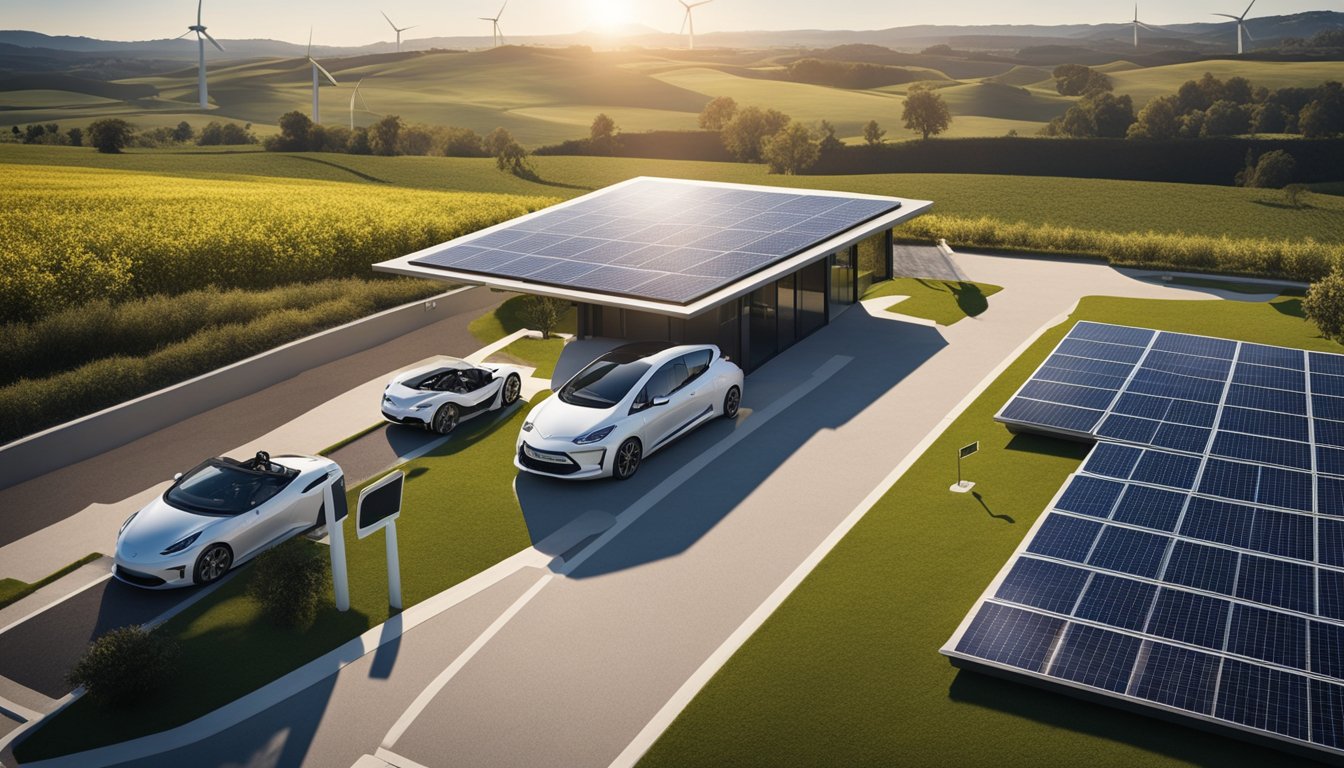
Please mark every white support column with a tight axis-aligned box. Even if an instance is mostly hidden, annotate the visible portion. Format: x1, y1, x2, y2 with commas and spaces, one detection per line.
385, 521, 402, 611
323, 479, 350, 612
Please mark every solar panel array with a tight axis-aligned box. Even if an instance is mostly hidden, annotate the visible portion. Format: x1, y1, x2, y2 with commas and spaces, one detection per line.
407, 179, 901, 305
946, 322, 1344, 759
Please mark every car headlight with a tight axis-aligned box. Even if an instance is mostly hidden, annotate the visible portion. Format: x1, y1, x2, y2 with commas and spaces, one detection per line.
118, 512, 137, 537
160, 532, 201, 556
573, 425, 614, 445
412, 402, 434, 410
383, 395, 393, 405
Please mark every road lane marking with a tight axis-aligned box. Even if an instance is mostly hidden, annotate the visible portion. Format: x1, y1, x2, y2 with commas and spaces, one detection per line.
381, 573, 552, 750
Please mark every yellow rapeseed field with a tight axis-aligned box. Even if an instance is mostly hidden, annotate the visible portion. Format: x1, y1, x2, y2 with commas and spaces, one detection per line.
0, 163, 555, 322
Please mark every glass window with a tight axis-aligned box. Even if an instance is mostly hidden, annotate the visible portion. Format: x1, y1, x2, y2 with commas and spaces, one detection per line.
684, 349, 713, 382
559, 357, 651, 408
644, 359, 688, 401
830, 247, 856, 314
748, 284, 777, 370
165, 461, 294, 516
857, 230, 888, 297
777, 273, 797, 349
798, 260, 827, 338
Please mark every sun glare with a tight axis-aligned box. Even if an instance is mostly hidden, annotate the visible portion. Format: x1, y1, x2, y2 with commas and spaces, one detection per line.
586, 0, 633, 31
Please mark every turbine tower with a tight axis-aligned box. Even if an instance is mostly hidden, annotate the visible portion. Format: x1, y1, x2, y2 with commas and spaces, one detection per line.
380, 11, 416, 53
175, 0, 224, 109
1130, 4, 1160, 48
1213, 0, 1257, 55
480, 2, 507, 48
679, 0, 713, 51
307, 30, 339, 124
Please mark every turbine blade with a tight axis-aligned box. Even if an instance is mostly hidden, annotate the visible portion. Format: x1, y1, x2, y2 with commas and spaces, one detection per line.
1211, 13, 1239, 20
381, 11, 397, 31
313, 60, 339, 86
691, 0, 713, 7
203, 30, 224, 52
1242, 0, 1256, 19
175, 29, 193, 40
403, 25, 417, 32
1136, 22, 1160, 31
680, 10, 689, 35
1243, 24, 1256, 41
680, 0, 690, 7
307, 27, 313, 58
498, 1, 508, 19
198, 0, 203, 27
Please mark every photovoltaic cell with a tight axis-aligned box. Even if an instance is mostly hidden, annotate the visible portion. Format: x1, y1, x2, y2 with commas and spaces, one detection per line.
999, 398, 1103, 434
963, 325, 1344, 760
955, 602, 1064, 672
407, 179, 902, 305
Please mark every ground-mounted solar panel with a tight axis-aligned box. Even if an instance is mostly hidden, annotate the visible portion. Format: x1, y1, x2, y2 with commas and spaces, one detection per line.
950, 323, 1344, 761
403, 178, 903, 305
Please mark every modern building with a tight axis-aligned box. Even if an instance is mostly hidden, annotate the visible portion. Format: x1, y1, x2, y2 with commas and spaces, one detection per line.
374, 177, 932, 372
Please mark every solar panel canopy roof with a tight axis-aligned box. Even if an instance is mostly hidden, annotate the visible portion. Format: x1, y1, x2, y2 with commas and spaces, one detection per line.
945, 322, 1344, 760
373, 177, 931, 316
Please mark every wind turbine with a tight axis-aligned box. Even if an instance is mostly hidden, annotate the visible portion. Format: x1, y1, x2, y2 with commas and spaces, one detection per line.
480, 2, 507, 48
1129, 4, 1161, 48
175, 0, 224, 109
306, 30, 339, 124
1213, 0, 1257, 55
679, 0, 713, 51
349, 78, 373, 130
380, 11, 416, 53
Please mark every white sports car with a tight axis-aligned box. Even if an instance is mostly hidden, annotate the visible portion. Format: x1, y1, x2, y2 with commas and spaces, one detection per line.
114, 452, 344, 589
381, 359, 525, 434
516, 342, 743, 480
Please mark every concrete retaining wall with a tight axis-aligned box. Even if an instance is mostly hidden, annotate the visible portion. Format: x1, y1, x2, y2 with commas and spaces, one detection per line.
0, 287, 474, 490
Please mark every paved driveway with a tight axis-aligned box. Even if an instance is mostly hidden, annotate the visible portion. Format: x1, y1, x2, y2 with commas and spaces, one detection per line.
102, 254, 1227, 768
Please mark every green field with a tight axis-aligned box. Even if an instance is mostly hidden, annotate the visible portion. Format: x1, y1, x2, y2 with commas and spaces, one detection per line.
863, 278, 1004, 325
1107, 59, 1344, 106
639, 292, 1343, 768
7, 145, 1342, 245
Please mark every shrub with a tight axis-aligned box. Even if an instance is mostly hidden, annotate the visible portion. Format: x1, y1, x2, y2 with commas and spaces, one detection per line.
721, 106, 790, 162
763, 122, 820, 175
246, 539, 331, 628
698, 96, 737, 130
1306, 270, 1344, 343
67, 625, 179, 709
1240, 150, 1297, 189
87, 118, 133, 153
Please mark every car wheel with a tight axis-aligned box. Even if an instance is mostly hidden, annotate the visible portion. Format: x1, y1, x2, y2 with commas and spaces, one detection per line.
432, 403, 459, 435
193, 544, 233, 585
502, 373, 522, 406
723, 385, 741, 420
613, 438, 642, 481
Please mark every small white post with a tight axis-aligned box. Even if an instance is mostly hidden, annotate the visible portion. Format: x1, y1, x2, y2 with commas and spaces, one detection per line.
385, 521, 402, 611
323, 480, 350, 612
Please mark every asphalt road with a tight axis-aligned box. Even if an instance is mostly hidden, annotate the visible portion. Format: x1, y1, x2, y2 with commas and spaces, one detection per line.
0, 287, 504, 549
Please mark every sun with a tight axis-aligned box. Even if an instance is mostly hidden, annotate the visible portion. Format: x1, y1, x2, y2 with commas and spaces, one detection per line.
585, 0, 634, 31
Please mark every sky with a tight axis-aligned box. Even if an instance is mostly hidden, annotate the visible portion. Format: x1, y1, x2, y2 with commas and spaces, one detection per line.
0, 0, 1332, 46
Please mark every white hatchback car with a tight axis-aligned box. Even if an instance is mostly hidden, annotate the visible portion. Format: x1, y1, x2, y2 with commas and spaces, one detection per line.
516, 342, 743, 480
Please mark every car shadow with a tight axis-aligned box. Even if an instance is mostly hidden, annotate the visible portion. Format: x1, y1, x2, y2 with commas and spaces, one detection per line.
514, 304, 949, 580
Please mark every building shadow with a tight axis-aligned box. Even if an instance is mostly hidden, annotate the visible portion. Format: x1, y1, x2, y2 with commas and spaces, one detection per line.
515, 304, 950, 579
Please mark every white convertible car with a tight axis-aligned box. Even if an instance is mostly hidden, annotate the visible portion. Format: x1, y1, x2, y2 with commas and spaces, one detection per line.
114, 452, 344, 589
516, 342, 743, 480
381, 359, 525, 434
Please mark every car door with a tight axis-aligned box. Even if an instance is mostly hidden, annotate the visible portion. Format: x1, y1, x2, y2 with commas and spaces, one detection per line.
457, 369, 500, 416
643, 356, 701, 451
229, 475, 292, 559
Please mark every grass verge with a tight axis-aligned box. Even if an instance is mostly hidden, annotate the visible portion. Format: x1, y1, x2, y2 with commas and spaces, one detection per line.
14, 395, 543, 762
638, 293, 1340, 768
488, 337, 566, 380
0, 553, 103, 612
863, 278, 1004, 325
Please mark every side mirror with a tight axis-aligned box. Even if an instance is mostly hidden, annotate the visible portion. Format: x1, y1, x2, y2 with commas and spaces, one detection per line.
173, 472, 183, 481
652, 396, 671, 407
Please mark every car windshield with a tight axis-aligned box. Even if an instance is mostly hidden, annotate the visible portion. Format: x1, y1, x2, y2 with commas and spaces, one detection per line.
559, 358, 651, 409
165, 460, 294, 516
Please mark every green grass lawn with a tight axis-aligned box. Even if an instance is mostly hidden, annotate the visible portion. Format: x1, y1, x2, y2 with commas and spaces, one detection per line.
14, 396, 543, 762
638, 293, 1341, 768
0, 553, 104, 612
469, 295, 576, 378
8, 145, 1342, 245
863, 278, 1004, 325
488, 337, 566, 380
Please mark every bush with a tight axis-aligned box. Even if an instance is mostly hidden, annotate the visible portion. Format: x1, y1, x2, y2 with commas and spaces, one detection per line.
246, 539, 331, 628
87, 118, 133, 153
1240, 149, 1297, 189
67, 625, 179, 709
520, 295, 568, 339
1306, 270, 1344, 343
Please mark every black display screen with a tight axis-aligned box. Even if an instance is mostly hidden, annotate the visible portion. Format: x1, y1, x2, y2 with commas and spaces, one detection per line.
358, 473, 402, 534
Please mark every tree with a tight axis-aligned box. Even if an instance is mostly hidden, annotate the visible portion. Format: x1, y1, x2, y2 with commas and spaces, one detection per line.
1240, 149, 1296, 189
590, 112, 617, 148
902, 87, 951, 140
1283, 183, 1307, 208
9, 125, 17, 139
1127, 95, 1181, 140
520, 295, 568, 339
1252, 102, 1290, 134
484, 126, 515, 157
23, 124, 46, 144
862, 119, 885, 146
397, 124, 433, 155
1176, 80, 1211, 114
87, 118, 133, 153
720, 106, 790, 162
816, 119, 843, 156
172, 121, 194, 143
1222, 76, 1254, 105
66, 127, 83, 147
1202, 100, 1250, 136
438, 126, 485, 157
273, 111, 313, 151
348, 127, 372, 155
1305, 270, 1344, 344
370, 114, 403, 156
485, 127, 532, 176
698, 96, 737, 130
1088, 92, 1136, 138
1052, 64, 1112, 96
762, 122, 820, 175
